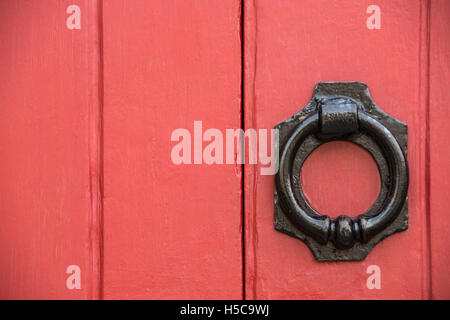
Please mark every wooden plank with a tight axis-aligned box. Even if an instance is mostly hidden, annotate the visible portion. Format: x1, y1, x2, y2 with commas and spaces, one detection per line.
0, 0, 100, 299
244, 0, 429, 299
429, 0, 450, 300
102, 0, 242, 299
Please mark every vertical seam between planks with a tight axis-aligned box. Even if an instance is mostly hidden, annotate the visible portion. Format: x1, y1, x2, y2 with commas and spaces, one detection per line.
88, 0, 104, 300
243, 0, 258, 300
251, 0, 258, 300
240, 0, 246, 301
424, 0, 432, 300
97, 0, 105, 300
419, 0, 432, 300
244, 0, 259, 300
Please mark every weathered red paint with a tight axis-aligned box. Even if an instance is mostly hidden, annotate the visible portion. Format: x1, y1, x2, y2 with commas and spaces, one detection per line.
101, 0, 242, 299
0, 0, 96, 299
0, 0, 449, 300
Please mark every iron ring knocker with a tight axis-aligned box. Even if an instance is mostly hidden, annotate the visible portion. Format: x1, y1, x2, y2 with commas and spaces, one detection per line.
274, 82, 409, 261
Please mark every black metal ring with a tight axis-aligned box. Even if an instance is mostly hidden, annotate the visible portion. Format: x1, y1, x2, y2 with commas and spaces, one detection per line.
275, 107, 409, 249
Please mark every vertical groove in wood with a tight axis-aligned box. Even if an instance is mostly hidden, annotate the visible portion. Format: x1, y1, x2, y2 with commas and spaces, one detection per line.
87, 0, 104, 300
418, 0, 432, 300
243, 0, 258, 300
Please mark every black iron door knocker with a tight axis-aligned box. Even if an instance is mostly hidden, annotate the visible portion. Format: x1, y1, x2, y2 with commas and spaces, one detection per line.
274, 82, 409, 261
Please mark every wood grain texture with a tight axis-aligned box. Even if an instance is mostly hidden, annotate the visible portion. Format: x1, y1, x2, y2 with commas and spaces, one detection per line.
244, 0, 430, 299
0, 0, 100, 299
102, 0, 242, 299
429, 0, 450, 300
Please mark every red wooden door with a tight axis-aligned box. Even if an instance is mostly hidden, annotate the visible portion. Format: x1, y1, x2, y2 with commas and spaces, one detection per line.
0, 0, 449, 300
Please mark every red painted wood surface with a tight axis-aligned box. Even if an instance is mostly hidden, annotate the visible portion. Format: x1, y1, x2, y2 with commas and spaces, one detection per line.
0, 0, 100, 299
429, 0, 450, 300
244, 0, 432, 299
301, 141, 380, 217
102, 0, 242, 299
0, 0, 449, 300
